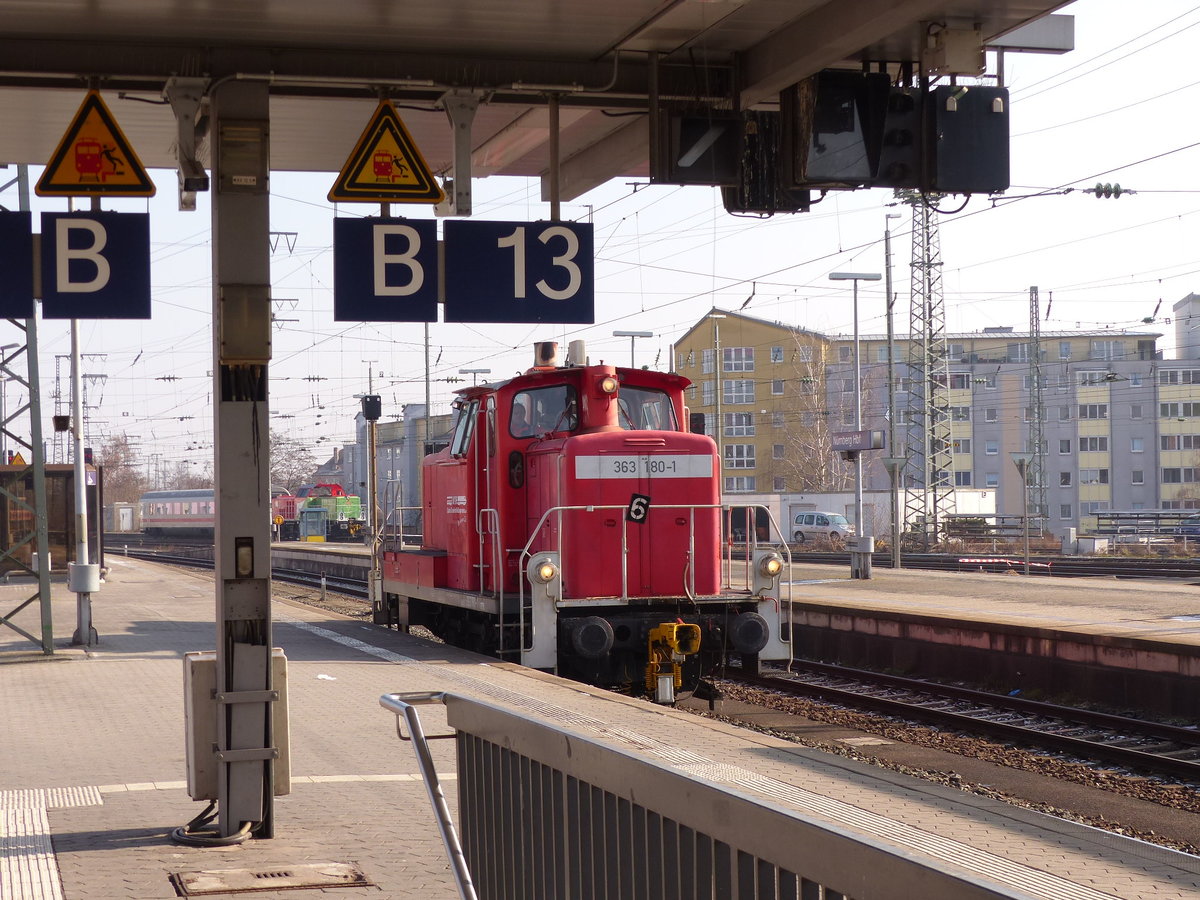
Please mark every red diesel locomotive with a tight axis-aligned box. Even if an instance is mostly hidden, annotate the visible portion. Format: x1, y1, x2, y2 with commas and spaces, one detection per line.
378, 342, 791, 702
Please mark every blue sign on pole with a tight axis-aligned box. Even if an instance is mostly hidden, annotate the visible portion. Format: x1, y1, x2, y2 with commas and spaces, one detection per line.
40, 211, 150, 319
444, 220, 594, 324
333, 217, 438, 322
0, 211, 34, 319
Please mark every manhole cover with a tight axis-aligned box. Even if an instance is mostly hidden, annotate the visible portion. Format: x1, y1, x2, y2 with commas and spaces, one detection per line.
170, 862, 372, 895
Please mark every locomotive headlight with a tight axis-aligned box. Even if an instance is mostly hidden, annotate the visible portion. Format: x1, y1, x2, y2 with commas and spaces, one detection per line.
757, 553, 783, 580
598, 375, 618, 394
533, 559, 559, 584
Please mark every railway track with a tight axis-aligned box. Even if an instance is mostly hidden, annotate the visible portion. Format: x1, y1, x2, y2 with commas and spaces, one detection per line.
118, 548, 369, 599
727, 661, 1200, 783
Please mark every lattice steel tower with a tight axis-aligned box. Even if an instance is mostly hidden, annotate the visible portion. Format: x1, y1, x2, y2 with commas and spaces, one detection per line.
903, 196, 956, 547
1026, 286, 1048, 527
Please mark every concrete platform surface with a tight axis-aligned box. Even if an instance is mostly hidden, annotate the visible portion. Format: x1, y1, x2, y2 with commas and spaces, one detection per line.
2, 557, 1200, 899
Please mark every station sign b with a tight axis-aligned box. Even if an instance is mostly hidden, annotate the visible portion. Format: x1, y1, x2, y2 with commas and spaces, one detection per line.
40, 211, 151, 319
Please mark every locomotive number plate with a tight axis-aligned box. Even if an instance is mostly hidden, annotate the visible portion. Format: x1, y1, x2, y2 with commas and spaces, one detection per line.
574, 455, 713, 479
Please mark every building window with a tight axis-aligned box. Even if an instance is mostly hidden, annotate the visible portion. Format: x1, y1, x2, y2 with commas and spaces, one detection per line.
954, 471, 973, 486
983, 374, 997, 389
1162, 468, 1200, 483
839, 346, 852, 361
1079, 436, 1108, 452
841, 411, 855, 426
1091, 340, 1124, 361
1130, 437, 1144, 453
771, 379, 784, 395
984, 472, 999, 487
949, 373, 970, 390
1058, 406, 1071, 421
948, 343, 964, 361
951, 406, 971, 422
1059, 439, 1071, 454
797, 346, 813, 363
798, 377, 818, 394
723, 380, 755, 404
724, 347, 754, 372
1059, 341, 1071, 360
701, 348, 714, 374
985, 408, 997, 422
953, 438, 971, 454
724, 412, 755, 436
772, 444, 785, 459
841, 378, 854, 393
1157, 369, 1200, 385
1162, 434, 1200, 451
1131, 403, 1142, 420
800, 411, 816, 427
676, 351, 686, 370
1131, 469, 1144, 485
1080, 468, 1109, 485
702, 381, 715, 406
1060, 471, 1072, 486
1078, 404, 1108, 419
1130, 373, 1143, 386
724, 476, 755, 493
1161, 402, 1200, 418
773, 411, 785, 428
703, 413, 715, 436
724, 444, 756, 469
1060, 503, 1072, 519
773, 476, 786, 490
984, 440, 999, 455
1080, 501, 1110, 515
770, 346, 784, 363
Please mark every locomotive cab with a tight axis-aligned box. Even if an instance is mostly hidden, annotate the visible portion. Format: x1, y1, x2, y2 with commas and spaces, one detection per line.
381, 342, 791, 701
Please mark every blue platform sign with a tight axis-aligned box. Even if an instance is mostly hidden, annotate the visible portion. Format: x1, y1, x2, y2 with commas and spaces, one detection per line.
0, 211, 34, 318
333, 217, 438, 321
40, 211, 150, 319
444, 220, 593, 324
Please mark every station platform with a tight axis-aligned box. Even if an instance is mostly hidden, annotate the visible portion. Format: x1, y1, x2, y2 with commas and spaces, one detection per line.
3, 558, 1200, 898
784, 563, 1200, 717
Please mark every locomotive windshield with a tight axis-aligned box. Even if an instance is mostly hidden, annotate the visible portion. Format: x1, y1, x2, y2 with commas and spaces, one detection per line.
616, 386, 678, 431
511, 385, 578, 436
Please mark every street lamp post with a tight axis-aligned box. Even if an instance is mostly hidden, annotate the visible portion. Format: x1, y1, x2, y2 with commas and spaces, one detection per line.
612, 330, 653, 368
1010, 451, 1034, 576
830, 272, 881, 579
883, 213, 903, 568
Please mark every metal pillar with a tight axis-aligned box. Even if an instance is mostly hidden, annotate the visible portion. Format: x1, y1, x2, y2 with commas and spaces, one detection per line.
884, 213, 902, 568
210, 80, 276, 839
1026, 286, 1047, 532
69, 318, 98, 646
0, 164, 53, 653
903, 197, 955, 548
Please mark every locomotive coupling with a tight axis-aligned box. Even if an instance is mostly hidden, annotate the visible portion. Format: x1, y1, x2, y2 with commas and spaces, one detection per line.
645, 621, 702, 704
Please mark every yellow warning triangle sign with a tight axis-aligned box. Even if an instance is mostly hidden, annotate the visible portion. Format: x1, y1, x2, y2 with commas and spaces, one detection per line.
328, 100, 445, 204
36, 90, 156, 197
9, 452, 25, 466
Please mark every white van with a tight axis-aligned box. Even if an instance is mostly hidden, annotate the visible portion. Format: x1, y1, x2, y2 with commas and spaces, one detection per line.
791, 511, 854, 546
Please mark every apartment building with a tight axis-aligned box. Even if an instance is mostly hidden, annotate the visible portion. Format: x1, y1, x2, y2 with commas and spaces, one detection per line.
672, 298, 1200, 537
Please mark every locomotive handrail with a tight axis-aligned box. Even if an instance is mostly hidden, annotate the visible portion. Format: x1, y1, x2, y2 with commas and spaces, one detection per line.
379, 692, 479, 900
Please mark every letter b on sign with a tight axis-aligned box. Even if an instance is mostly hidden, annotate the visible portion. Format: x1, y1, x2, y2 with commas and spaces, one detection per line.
40, 211, 151, 319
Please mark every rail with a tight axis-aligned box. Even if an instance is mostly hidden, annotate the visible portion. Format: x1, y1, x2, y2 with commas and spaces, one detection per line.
380, 690, 1044, 899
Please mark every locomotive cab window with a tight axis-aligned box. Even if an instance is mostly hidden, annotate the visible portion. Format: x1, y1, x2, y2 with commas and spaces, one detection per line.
512, 385, 577, 436
450, 399, 480, 457
617, 386, 678, 431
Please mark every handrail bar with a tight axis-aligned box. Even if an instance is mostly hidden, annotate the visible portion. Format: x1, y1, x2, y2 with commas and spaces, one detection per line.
379, 692, 479, 900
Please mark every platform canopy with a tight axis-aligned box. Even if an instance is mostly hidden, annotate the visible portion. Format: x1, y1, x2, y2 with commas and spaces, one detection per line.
0, 1, 1066, 201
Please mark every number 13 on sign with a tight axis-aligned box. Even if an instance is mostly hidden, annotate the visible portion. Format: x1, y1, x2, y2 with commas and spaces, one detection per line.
445, 220, 594, 324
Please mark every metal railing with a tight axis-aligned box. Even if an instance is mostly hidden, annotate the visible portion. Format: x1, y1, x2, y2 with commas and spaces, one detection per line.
381, 691, 1043, 900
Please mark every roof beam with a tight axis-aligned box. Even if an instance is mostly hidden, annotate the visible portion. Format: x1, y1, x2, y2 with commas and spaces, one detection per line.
738, 0, 943, 108
540, 116, 647, 203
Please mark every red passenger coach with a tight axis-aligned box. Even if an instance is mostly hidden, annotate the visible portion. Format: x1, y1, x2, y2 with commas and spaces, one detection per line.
379, 343, 790, 702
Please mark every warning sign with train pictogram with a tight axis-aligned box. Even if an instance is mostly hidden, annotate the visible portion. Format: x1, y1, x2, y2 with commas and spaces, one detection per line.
36, 90, 156, 197
328, 99, 445, 204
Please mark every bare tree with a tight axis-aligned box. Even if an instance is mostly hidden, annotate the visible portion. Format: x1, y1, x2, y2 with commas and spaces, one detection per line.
270, 429, 318, 494
96, 432, 147, 502
161, 460, 211, 490
782, 338, 855, 492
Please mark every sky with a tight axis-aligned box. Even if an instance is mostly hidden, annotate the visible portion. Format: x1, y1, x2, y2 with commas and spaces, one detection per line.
4, 0, 1199, 479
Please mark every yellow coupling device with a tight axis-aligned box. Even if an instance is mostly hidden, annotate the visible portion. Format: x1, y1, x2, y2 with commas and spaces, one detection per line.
645, 621, 702, 693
